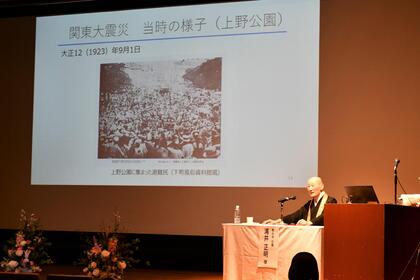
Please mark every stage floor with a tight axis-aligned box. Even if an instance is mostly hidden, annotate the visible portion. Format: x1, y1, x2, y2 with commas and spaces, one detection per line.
41, 265, 222, 280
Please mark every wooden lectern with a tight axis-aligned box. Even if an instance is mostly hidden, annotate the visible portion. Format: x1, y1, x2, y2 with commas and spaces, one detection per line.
324, 204, 420, 280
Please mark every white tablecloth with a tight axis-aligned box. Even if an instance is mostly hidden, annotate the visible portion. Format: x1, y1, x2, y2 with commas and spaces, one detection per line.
223, 223, 324, 280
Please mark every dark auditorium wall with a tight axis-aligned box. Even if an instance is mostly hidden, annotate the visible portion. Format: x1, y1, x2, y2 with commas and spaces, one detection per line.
0, 0, 419, 236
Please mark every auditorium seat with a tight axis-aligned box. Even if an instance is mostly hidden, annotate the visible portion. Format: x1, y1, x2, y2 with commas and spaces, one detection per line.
0, 272, 40, 280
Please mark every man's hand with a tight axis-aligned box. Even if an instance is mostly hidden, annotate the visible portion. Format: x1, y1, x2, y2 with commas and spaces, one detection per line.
296, 219, 312, 226
262, 218, 283, 225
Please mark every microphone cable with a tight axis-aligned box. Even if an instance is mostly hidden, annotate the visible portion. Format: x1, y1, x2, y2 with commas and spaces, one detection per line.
397, 241, 420, 280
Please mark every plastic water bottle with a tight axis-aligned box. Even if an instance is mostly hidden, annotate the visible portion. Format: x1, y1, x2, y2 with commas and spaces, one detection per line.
234, 205, 241, 224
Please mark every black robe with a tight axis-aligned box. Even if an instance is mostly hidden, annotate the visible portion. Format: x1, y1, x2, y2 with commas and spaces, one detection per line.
283, 195, 337, 226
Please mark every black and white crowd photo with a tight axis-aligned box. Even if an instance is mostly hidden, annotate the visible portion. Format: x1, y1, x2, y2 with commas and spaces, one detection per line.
98, 57, 222, 159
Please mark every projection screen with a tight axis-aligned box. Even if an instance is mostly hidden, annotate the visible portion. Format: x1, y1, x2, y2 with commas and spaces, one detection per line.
32, 0, 320, 187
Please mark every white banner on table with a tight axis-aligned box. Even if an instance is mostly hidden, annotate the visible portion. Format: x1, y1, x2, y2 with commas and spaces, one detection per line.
257, 226, 279, 268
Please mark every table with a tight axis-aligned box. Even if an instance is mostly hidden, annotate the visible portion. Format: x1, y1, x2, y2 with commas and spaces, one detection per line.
223, 223, 324, 280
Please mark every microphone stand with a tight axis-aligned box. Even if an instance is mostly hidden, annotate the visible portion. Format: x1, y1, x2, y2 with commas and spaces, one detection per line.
280, 202, 285, 220
397, 241, 420, 280
394, 167, 398, 205
278, 196, 295, 222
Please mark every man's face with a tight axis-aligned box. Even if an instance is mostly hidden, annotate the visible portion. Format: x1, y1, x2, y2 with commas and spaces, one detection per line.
306, 177, 324, 199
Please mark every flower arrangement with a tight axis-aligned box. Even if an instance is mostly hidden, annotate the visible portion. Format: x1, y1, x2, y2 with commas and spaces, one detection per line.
80, 213, 140, 280
1, 209, 52, 272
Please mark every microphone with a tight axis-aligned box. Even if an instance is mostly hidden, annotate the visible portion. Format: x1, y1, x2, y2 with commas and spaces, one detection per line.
394, 159, 400, 171
278, 195, 296, 203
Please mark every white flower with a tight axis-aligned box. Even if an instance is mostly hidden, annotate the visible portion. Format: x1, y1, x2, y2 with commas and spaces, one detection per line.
101, 250, 110, 258
90, 262, 97, 269
8, 260, 19, 269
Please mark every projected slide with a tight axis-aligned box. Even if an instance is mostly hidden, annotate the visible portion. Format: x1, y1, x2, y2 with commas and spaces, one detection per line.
32, 0, 320, 186
98, 58, 222, 159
